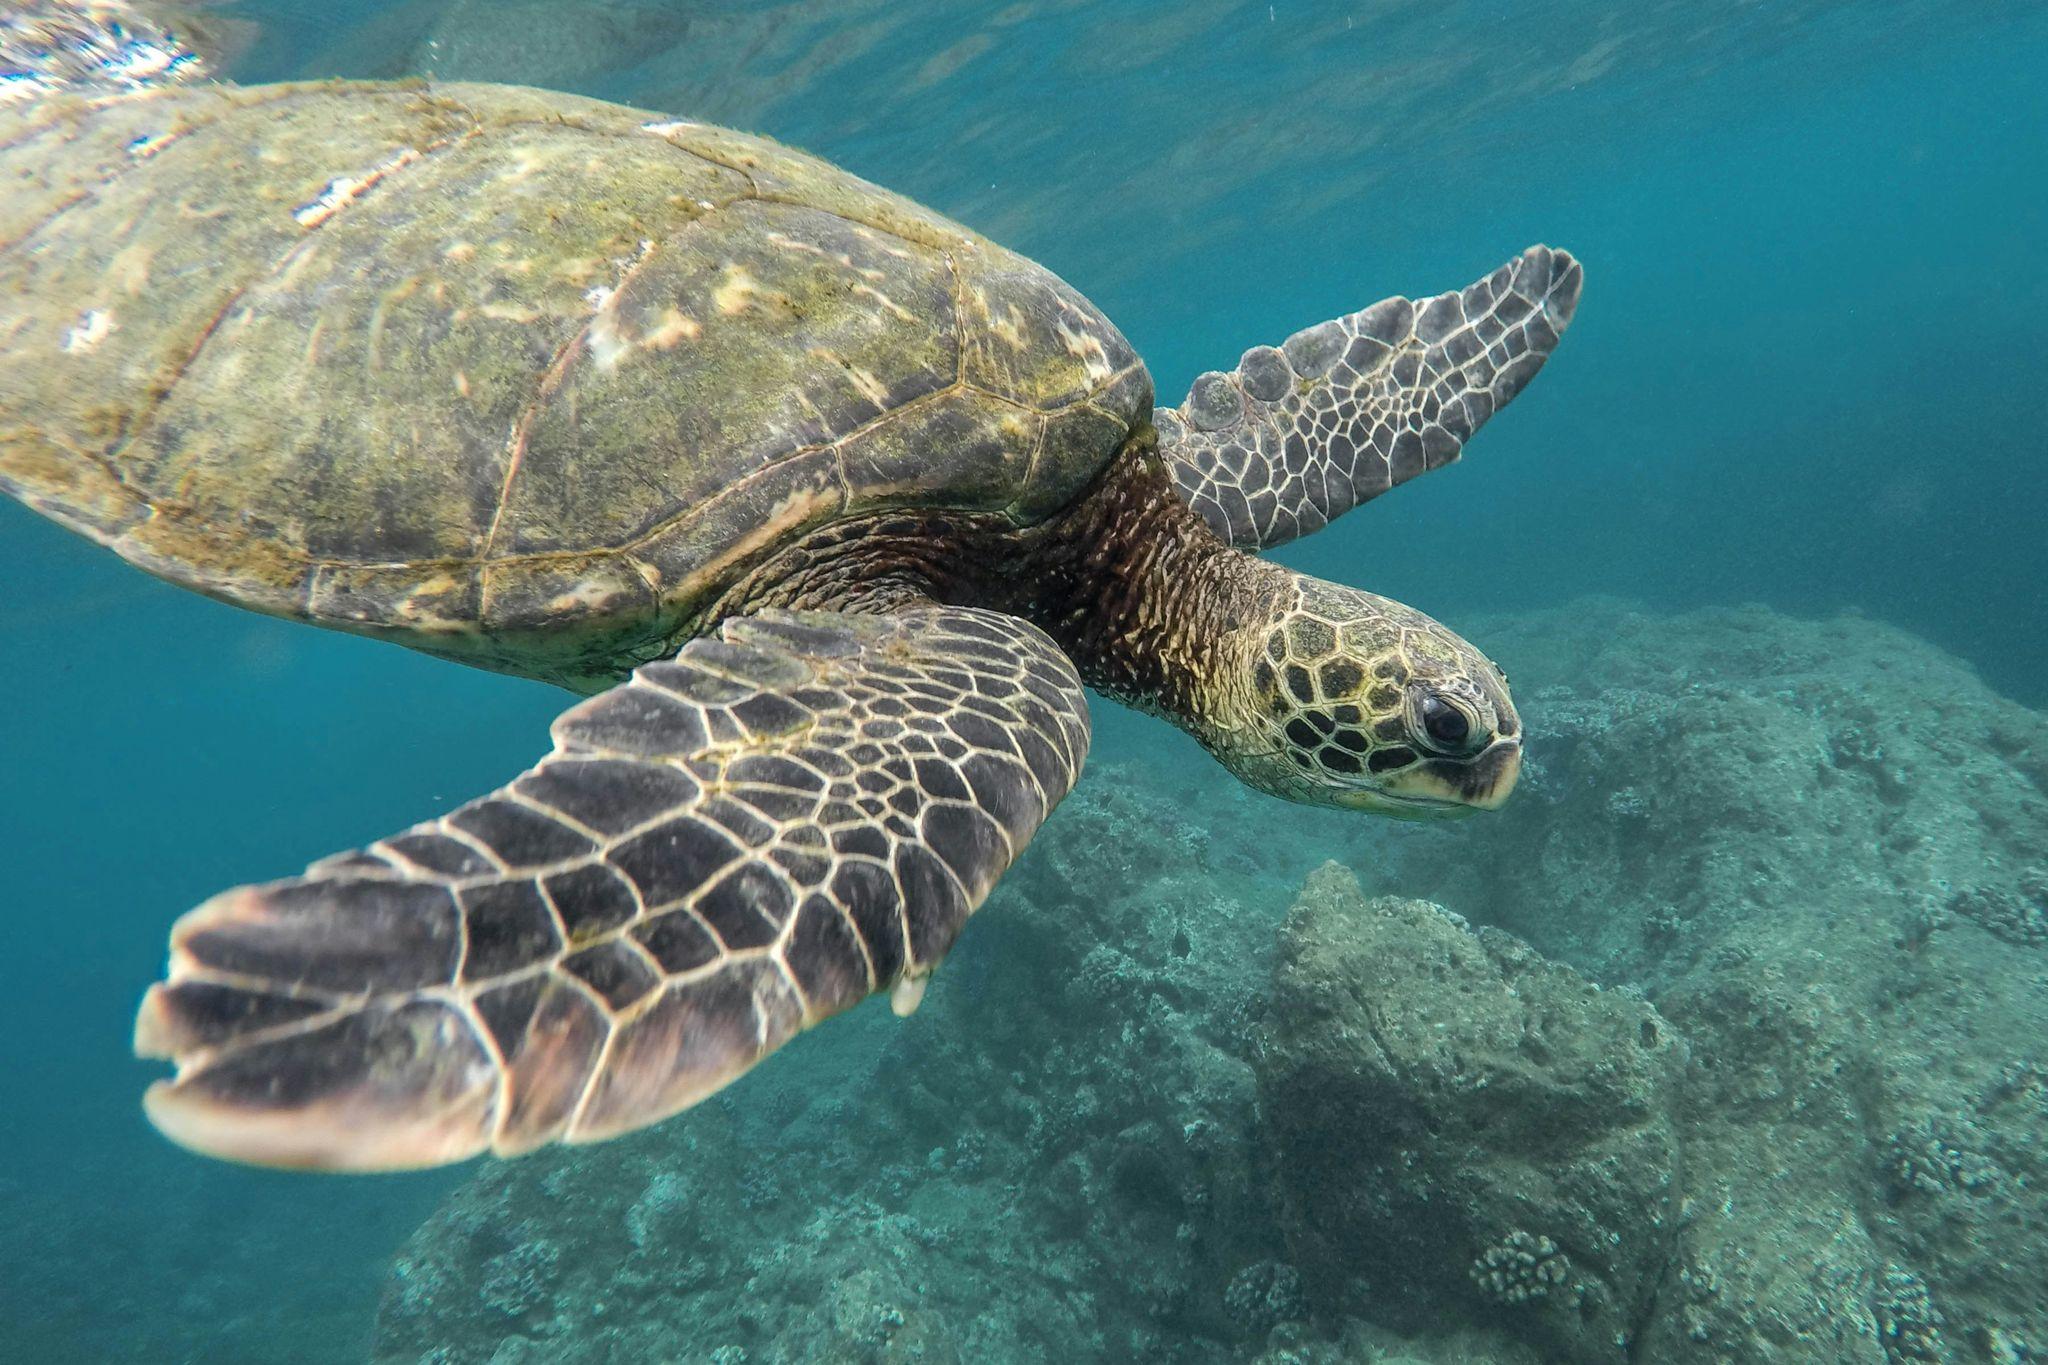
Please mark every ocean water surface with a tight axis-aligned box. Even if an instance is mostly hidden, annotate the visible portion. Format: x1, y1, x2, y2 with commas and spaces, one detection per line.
2, 2, 2044, 1361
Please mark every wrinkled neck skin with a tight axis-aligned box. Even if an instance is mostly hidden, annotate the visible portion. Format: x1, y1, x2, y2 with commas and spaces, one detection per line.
709, 437, 1289, 750
985, 441, 1289, 732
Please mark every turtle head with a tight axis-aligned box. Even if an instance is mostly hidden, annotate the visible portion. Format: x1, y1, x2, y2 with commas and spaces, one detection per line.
1209, 576, 1521, 819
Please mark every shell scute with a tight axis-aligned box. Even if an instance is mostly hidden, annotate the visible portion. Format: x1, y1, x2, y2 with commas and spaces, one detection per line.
960, 266, 1141, 411
491, 197, 958, 559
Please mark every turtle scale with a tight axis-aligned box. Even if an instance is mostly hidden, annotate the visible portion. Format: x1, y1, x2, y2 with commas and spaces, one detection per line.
0, 80, 1148, 685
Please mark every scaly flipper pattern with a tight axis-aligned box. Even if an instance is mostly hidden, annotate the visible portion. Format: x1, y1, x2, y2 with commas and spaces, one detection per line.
135, 607, 1090, 1170
1159, 245, 1581, 549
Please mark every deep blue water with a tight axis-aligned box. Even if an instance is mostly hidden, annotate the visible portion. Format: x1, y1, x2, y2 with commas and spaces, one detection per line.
2, 2, 2045, 1359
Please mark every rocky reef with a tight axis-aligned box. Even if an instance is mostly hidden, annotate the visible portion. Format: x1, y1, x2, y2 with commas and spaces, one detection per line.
371, 602, 2048, 1364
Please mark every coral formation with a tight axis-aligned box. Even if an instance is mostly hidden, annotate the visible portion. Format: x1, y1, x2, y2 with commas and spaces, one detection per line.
1470, 1232, 1573, 1307
1873, 1262, 1947, 1364
368, 603, 2048, 1365
1947, 883, 2048, 947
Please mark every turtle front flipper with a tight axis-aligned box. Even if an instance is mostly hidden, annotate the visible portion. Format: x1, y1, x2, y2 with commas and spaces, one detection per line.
133, 607, 1090, 1170
1159, 245, 1581, 549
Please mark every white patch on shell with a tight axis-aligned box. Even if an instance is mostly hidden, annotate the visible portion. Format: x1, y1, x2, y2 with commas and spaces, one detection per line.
585, 287, 625, 368
640, 119, 699, 138
809, 348, 893, 408
395, 573, 468, 624
0, 6, 203, 101
498, 152, 544, 185
643, 308, 702, 348
584, 240, 656, 371
713, 264, 762, 316
853, 284, 916, 323
125, 129, 179, 158
766, 232, 855, 269
1055, 317, 1114, 383
479, 301, 541, 324
292, 148, 423, 229
871, 238, 920, 264
108, 242, 152, 294
709, 263, 803, 323
979, 292, 1028, 351
792, 387, 828, 431
112, 42, 178, 81
0, 74, 53, 105
845, 364, 892, 408
545, 580, 627, 615
764, 235, 908, 318
61, 308, 115, 354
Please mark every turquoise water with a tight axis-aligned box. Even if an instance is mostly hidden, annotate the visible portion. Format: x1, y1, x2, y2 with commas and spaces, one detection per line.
2, 2, 2045, 1361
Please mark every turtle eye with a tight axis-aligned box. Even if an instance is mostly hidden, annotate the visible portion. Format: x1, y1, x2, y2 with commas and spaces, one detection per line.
1417, 693, 1477, 753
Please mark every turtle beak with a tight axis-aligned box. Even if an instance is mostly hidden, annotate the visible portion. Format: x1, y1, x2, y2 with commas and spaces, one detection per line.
1461, 740, 1522, 809
1374, 739, 1522, 814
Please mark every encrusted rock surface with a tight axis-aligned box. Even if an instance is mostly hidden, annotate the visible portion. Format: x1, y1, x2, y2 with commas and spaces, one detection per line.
372, 603, 2048, 1364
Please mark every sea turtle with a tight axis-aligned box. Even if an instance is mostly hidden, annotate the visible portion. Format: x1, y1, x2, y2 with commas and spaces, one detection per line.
1, 4, 1579, 1169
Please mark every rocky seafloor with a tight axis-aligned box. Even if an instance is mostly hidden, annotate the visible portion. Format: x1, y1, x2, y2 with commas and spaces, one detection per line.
369, 600, 2048, 1365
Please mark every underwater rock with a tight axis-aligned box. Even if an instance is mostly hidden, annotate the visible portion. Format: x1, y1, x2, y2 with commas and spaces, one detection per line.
1256, 865, 1686, 1362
